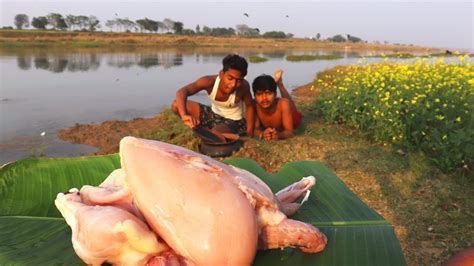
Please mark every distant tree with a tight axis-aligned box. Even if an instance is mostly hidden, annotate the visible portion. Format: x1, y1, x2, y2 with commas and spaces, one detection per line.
136, 18, 158, 33
210, 27, 235, 36
195, 24, 200, 34
328, 34, 346, 42
75, 16, 89, 30
32, 16, 48, 29
173, 21, 183, 34
162, 18, 175, 33
14, 14, 29, 29
346, 34, 362, 43
156, 21, 165, 33
105, 19, 116, 32
135, 19, 147, 32
202, 25, 211, 35
236, 24, 259, 36
86, 16, 100, 31
149, 19, 159, 33
120, 18, 137, 32
57, 18, 68, 30
181, 29, 196, 35
47, 13, 67, 30
65, 15, 78, 30
262, 31, 287, 39
316, 33, 321, 40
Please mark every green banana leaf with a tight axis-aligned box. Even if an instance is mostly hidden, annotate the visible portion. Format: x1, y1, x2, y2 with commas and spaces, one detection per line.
0, 155, 406, 265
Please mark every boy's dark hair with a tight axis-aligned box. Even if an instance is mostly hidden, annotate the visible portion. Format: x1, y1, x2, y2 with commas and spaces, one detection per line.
252, 74, 277, 95
222, 54, 248, 77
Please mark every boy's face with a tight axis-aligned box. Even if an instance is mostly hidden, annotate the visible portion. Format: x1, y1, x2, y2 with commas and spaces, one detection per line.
219, 68, 244, 94
254, 89, 276, 109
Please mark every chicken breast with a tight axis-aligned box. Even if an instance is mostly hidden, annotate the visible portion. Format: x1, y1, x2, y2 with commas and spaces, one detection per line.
120, 137, 258, 266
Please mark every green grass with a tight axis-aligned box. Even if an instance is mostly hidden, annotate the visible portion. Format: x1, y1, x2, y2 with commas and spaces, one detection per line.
359, 53, 417, 58
286, 54, 343, 61
140, 109, 199, 148
137, 101, 473, 265
248, 55, 269, 63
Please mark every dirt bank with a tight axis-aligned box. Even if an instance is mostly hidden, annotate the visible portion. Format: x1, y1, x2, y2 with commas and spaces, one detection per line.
58, 115, 166, 155
0, 29, 441, 53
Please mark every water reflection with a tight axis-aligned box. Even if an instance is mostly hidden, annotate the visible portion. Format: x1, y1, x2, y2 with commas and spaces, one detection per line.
6, 46, 383, 74
14, 52, 185, 73
16, 53, 101, 72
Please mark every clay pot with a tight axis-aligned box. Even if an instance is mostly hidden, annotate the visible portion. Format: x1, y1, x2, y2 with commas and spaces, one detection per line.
199, 133, 243, 157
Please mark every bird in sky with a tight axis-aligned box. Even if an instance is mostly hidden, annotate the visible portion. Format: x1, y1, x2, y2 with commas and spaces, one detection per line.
243, 13, 249, 17
286, 15, 289, 18
115, 13, 118, 16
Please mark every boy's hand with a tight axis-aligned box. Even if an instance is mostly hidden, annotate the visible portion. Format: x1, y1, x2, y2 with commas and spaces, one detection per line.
181, 114, 199, 128
263, 128, 277, 140
274, 69, 284, 85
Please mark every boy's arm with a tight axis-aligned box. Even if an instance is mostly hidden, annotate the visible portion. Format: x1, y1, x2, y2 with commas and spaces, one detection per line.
253, 116, 264, 138
175, 77, 211, 127
276, 99, 294, 140
242, 82, 255, 136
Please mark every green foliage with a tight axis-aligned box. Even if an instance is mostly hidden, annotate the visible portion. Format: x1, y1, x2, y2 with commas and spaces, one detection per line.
248, 55, 268, 63
14, 14, 29, 30
181, 29, 196, 35
315, 57, 474, 172
286, 54, 343, 61
31, 16, 48, 29
46, 13, 67, 30
0, 155, 406, 265
173, 21, 183, 34
327, 34, 346, 42
362, 53, 416, 59
136, 18, 159, 33
262, 31, 287, 39
141, 109, 198, 149
210, 27, 236, 36
346, 34, 363, 43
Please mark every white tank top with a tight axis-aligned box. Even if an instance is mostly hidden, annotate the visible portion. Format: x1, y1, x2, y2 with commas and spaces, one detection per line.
209, 76, 243, 120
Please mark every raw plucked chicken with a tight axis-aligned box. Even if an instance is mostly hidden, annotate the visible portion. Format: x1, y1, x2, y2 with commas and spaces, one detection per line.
55, 136, 327, 265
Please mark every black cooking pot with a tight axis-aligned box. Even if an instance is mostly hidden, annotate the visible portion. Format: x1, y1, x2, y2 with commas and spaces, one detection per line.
199, 133, 243, 157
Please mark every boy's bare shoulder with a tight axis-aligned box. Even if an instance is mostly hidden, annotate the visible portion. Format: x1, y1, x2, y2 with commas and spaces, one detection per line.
278, 98, 291, 110
194, 75, 217, 92
198, 75, 217, 84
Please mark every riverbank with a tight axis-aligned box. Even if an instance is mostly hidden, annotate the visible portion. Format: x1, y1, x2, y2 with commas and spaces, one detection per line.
0, 29, 441, 53
58, 78, 473, 265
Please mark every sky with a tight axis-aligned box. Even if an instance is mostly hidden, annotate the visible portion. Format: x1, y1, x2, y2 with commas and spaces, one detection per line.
0, 0, 472, 50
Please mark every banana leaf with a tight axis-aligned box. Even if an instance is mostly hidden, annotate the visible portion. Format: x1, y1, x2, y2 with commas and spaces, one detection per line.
0, 155, 406, 265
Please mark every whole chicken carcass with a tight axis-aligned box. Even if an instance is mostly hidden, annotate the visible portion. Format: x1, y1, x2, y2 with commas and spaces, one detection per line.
56, 136, 327, 265
120, 137, 327, 265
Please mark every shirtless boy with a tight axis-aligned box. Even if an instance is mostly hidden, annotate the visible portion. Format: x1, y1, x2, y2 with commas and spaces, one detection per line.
252, 70, 301, 140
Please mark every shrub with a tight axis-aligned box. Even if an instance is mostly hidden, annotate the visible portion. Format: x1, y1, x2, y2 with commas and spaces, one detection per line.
315, 56, 474, 172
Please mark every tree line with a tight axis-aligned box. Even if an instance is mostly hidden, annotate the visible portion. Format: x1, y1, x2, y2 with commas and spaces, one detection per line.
10, 13, 363, 42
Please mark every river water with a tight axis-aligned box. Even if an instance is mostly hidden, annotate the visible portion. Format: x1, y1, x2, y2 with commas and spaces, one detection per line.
0, 46, 435, 164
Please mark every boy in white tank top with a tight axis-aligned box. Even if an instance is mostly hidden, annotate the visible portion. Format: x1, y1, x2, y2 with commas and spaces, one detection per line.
172, 54, 255, 136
